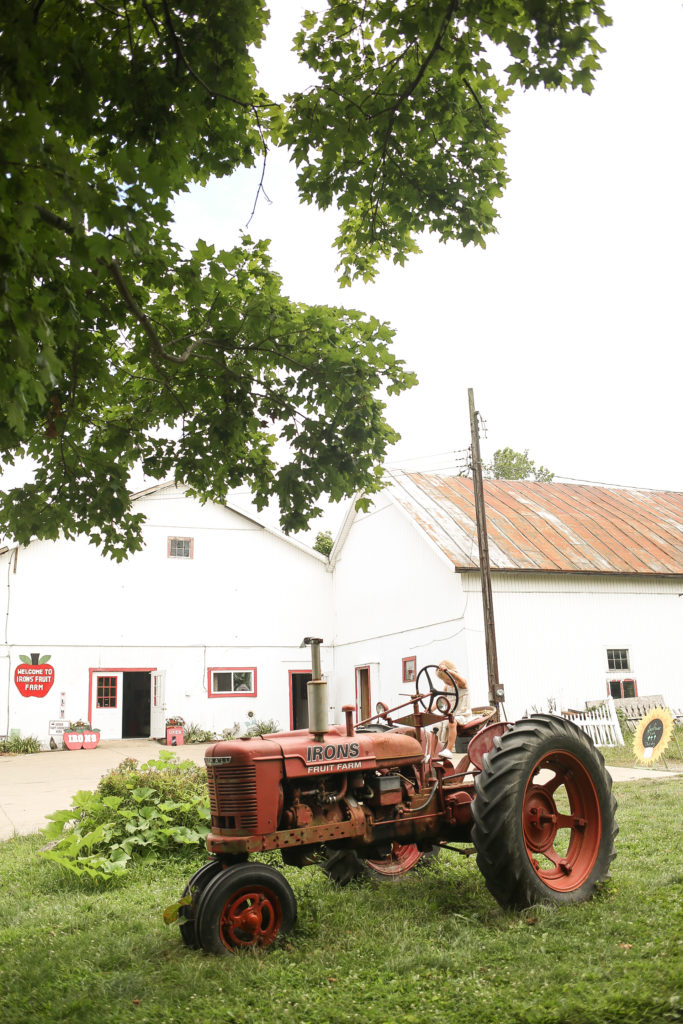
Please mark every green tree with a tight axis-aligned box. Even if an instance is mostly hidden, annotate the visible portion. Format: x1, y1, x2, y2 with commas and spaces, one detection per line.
485, 448, 555, 482
313, 530, 334, 556
0, 1, 607, 557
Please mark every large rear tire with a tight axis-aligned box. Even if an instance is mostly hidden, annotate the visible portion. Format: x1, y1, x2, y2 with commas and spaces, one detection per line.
472, 714, 617, 908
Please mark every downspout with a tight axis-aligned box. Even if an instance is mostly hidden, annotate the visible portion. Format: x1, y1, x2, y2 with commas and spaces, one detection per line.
3, 548, 17, 737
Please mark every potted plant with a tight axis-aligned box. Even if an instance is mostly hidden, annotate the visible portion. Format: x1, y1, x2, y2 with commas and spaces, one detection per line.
63, 719, 101, 750
165, 715, 185, 747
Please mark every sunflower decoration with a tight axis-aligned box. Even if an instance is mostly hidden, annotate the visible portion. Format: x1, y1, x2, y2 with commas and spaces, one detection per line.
632, 707, 674, 764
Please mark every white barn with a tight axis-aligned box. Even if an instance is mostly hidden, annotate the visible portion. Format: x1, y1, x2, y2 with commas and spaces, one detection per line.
0, 483, 333, 744
330, 472, 683, 722
2, 474, 682, 745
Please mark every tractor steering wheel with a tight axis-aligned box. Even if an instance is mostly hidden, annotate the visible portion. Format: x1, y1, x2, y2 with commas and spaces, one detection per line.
414, 664, 460, 715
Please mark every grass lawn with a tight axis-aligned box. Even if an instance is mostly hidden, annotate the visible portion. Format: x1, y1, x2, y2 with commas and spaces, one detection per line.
598, 723, 683, 772
1, 778, 681, 1024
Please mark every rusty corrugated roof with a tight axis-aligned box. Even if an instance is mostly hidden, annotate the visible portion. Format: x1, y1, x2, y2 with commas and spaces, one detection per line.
386, 471, 683, 576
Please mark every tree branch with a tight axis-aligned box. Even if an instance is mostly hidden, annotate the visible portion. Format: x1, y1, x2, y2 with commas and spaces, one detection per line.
36, 206, 73, 235
160, 0, 249, 108
375, 0, 460, 117
107, 259, 206, 365
37, 205, 210, 366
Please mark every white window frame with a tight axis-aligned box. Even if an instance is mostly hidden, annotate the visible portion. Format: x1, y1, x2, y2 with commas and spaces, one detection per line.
168, 536, 194, 559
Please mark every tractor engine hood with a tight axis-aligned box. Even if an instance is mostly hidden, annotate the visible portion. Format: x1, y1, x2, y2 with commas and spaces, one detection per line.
203, 726, 424, 782
272, 725, 423, 780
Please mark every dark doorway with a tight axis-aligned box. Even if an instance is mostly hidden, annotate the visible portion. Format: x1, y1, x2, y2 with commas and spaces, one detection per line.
122, 671, 151, 738
355, 666, 371, 721
290, 671, 312, 730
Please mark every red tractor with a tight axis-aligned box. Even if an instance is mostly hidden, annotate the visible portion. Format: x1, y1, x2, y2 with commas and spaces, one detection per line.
169, 648, 617, 954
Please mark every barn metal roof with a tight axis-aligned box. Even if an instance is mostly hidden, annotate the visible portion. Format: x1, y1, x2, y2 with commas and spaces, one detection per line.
385, 471, 683, 576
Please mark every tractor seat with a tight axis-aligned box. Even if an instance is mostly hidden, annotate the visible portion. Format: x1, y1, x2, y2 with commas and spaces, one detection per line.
452, 707, 497, 754
459, 707, 497, 734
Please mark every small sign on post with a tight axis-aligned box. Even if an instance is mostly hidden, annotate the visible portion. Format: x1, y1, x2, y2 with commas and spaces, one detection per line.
633, 707, 674, 765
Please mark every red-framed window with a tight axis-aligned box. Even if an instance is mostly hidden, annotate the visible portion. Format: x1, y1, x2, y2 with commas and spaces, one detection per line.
607, 678, 638, 699
208, 667, 257, 698
96, 675, 118, 709
168, 536, 194, 559
87, 667, 156, 724
402, 656, 416, 684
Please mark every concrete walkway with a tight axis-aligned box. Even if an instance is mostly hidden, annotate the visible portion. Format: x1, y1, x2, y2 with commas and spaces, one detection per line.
0, 739, 680, 842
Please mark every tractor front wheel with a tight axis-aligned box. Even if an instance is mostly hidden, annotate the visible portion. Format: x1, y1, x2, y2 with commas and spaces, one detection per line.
197, 863, 297, 954
178, 859, 223, 947
471, 714, 617, 908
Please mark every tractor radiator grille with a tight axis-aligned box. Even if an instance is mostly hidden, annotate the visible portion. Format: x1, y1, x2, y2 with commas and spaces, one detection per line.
207, 764, 258, 831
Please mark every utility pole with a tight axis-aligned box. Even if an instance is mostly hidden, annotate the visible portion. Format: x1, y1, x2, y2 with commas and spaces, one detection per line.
468, 389, 505, 712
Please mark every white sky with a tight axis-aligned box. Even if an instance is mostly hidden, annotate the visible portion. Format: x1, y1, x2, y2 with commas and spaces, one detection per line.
172, 0, 683, 535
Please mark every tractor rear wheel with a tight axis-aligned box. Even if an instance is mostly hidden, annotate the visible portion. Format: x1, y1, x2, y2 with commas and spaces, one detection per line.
197, 863, 297, 954
363, 842, 439, 880
471, 714, 617, 908
322, 843, 438, 884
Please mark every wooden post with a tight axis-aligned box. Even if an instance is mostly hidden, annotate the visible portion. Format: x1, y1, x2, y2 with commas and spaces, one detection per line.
468, 389, 505, 711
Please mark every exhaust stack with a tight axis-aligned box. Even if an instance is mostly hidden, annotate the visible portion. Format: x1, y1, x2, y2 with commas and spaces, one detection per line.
302, 637, 327, 740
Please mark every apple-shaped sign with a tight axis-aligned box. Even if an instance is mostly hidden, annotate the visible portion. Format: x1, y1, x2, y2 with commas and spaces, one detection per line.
63, 731, 100, 750
14, 653, 55, 698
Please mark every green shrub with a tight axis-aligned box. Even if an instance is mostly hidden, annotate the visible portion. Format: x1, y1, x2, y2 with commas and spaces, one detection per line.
40, 751, 210, 882
244, 717, 280, 736
0, 735, 42, 754
181, 721, 217, 744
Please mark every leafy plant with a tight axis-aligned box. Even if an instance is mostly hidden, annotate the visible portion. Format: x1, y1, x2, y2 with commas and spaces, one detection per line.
181, 722, 216, 744
484, 447, 555, 482
40, 751, 210, 881
243, 717, 280, 737
313, 530, 334, 556
0, 735, 42, 754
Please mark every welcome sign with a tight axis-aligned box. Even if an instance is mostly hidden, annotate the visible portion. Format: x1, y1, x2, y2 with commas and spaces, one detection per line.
14, 653, 55, 698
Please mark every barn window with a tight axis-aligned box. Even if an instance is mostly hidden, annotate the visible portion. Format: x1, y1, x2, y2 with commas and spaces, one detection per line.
208, 668, 256, 698
96, 675, 117, 708
402, 656, 416, 684
608, 678, 638, 699
168, 537, 193, 559
606, 649, 630, 671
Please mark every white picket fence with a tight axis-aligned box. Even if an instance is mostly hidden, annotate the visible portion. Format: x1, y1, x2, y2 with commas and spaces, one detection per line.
562, 696, 624, 747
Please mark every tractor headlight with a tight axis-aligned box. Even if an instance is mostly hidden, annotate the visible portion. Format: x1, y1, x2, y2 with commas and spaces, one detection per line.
375, 701, 389, 716
435, 695, 452, 715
